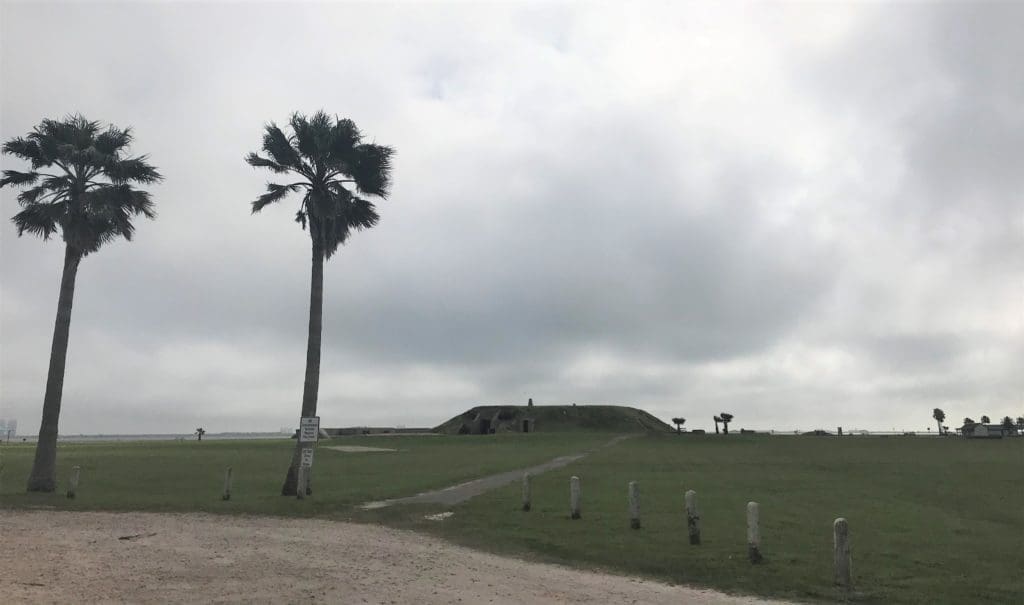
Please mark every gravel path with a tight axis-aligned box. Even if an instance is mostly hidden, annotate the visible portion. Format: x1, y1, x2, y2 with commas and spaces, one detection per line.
362, 435, 633, 509
1, 510, 784, 604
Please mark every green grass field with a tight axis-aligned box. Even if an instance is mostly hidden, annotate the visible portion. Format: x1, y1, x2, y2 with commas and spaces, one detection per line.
1, 433, 1021, 604
0, 433, 612, 516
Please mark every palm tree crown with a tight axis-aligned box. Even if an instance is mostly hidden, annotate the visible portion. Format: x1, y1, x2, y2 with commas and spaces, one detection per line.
1, 115, 161, 254
246, 111, 394, 256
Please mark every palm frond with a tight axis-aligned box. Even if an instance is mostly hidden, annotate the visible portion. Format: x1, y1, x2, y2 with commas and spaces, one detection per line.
94, 125, 133, 155
2, 137, 44, 166
11, 203, 63, 239
329, 118, 362, 160
105, 156, 162, 184
349, 143, 394, 197
245, 152, 291, 174
261, 123, 301, 169
84, 185, 157, 219
251, 182, 300, 214
0, 170, 40, 188
17, 184, 64, 206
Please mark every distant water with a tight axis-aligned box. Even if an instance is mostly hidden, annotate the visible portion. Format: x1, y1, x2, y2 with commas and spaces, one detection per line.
4, 432, 289, 444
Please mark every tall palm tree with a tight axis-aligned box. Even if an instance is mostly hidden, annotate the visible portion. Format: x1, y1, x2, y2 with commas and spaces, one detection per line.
720, 412, 734, 434
932, 408, 946, 435
247, 111, 394, 495
1, 115, 161, 492
671, 417, 686, 434
713, 415, 722, 434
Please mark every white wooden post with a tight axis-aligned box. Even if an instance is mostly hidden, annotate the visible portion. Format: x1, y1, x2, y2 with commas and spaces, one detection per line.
222, 467, 233, 501
628, 481, 641, 529
834, 518, 852, 587
66, 465, 81, 499
569, 476, 581, 519
296, 465, 305, 500
747, 501, 762, 563
685, 489, 700, 544
522, 473, 532, 511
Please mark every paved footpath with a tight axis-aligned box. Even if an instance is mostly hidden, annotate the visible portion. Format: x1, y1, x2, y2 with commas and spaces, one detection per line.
361, 434, 634, 509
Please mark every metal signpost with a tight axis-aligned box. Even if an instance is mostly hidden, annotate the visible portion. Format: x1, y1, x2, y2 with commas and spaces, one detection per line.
297, 416, 319, 499
299, 416, 320, 444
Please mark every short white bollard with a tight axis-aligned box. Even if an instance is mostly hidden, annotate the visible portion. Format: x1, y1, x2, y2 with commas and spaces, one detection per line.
569, 476, 581, 519
628, 481, 641, 529
222, 467, 233, 501
296, 466, 306, 500
685, 489, 700, 545
522, 473, 532, 512
747, 501, 762, 563
834, 517, 852, 588
66, 465, 81, 499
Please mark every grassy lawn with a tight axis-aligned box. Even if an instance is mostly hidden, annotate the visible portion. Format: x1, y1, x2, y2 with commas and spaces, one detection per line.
396, 434, 1024, 604
2, 432, 1021, 604
0, 433, 612, 517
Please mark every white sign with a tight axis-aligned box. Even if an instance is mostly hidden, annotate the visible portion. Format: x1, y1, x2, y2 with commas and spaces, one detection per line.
299, 416, 320, 443
300, 447, 315, 468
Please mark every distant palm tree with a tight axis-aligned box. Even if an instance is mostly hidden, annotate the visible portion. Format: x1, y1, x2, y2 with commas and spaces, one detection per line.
980, 415, 991, 424
932, 408, 946, 435
713, 415, 722, 434
247, 111, 394, 496
671, 417, 686, 434
195, 427, 206, 441
1, 115, 161, 492
719, 413, 734, 434
1000, 416, 1014, 431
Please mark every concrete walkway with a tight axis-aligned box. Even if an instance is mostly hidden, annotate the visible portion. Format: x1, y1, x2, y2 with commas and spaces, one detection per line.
361, 434, 633, 509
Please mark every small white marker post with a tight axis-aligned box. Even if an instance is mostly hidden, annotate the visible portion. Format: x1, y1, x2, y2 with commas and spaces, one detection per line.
222, 467, 233, 501
628, 481, 641, 529
834, 517, 852, 588
747, 501, 762, 563
685, 489, 700, 545
522, 473, 532, 512
569, 476, 581, 519
66, 465, 81, 499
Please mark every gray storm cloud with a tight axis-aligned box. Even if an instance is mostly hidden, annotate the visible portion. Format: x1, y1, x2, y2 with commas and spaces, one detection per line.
1, 2, 1020, 434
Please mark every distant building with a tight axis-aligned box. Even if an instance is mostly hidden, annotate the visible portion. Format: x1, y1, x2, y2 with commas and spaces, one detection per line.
959, 422, 1017, 439
0, 418, 16, 442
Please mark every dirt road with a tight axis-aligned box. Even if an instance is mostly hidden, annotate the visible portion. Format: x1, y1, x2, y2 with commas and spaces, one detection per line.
1, 510, 783, 604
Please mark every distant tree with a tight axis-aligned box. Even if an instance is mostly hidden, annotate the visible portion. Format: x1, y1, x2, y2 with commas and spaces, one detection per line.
671, 417, 686, 434
1016, 417, 1024, 432
1001, 416, 1014, 431
713, 415, 722, 434
247, 111, 394, 496
195, 427, 206, 441
720, 413, 734, 434
1, 115, 161, 492
932, 408, 946, 435
963, 417, 975, 426
980, 415, 991, 424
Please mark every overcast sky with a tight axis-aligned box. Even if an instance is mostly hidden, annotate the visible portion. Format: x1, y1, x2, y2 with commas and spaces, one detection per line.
1, 2, 1021, 435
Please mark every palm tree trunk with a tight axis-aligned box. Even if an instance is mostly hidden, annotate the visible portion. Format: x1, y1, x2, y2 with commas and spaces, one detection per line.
936, 420, 943, 435
27, 244, 82, 492
714, 420, 719, 434
281, 239, 324, 496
